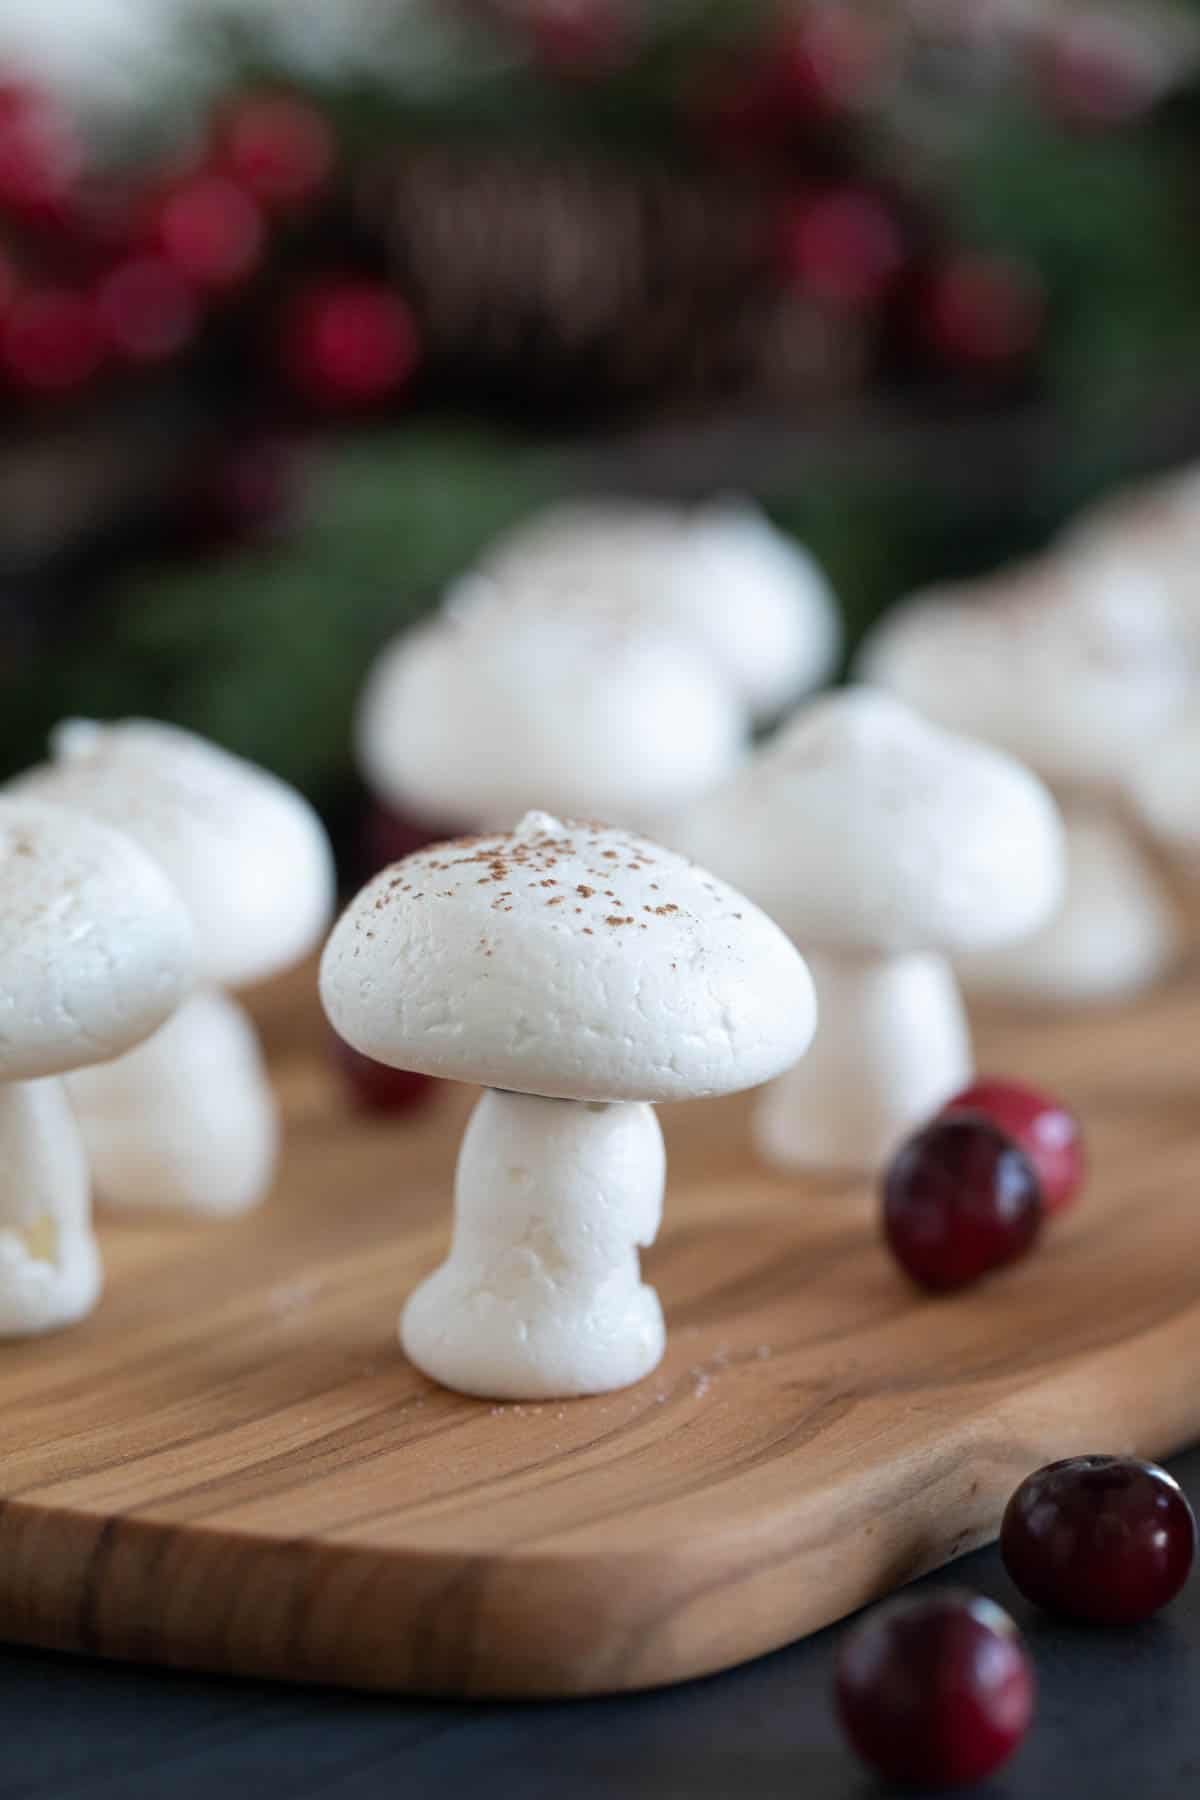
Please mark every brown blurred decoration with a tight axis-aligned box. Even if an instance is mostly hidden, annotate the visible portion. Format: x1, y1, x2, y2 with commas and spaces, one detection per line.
357, 145, 865, 423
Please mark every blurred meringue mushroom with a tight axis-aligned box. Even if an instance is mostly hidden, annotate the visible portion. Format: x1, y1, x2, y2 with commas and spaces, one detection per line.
0, 799, 193, 1333
357, 586, 747, 838
320, 811, 815, 1400
1127, 711, 1200, 863
458, 494, 842, 723
857, 556, 1191, 1005
8, 720, 335, 1218
677, 690, 1065, 1175
1064, 462, 1200, 653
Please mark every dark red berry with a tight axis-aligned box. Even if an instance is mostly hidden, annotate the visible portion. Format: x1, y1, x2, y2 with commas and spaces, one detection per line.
770, 7, 887, 117
280, 278, 419, 410
1002, 1455, 1196, 1626
836, 1590, 1035, 1788
95, 255, 198, 362
330, 1031, 437, 1117
360, 799, 466, 876
782, 187, 904, 309
883, 1115, 1042, 1293
157, 175, 263, 289
173, 435, 298, 551
923, 253, 1044, 369
0, 82, 81, 222
524, 0, 636, 79
942, 1078, 1084, 1215
220, 95, 333, 208
1036, 14, 1164, 129
1, 288, 105, 394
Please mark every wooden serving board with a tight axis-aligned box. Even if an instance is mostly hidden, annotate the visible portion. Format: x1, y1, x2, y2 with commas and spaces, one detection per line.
0, 954, 1198, 1700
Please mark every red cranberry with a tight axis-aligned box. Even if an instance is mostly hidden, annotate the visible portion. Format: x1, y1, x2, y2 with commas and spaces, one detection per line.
360, 798, 465, 876
836, 1590, 1035, 1788
883, 1116, 1042, 1293
525, 0, 637, 79
783, 187, 904, 310
1036, 13, 1164, 129
1002, 1456, 1196, 1626
941, 1078, 1084, 1215
923, 253, 1045, 369
1, 288, 105, 394
330, 1032, 437, 1117
173, 434, 298, 551
0, 82, 81, 222
95, 255, 198, 362
157, 175, 263, 289
771, 7, 888, 117
279, 279, 420, 411
220, 94, 333, 208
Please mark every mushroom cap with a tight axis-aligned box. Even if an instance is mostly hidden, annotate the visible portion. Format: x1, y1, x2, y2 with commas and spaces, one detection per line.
8, 719, 335, 988
679, 688, 1065, 957
320, 810, 816, 1103
0, 798, 195, 1081
1126, 712, 1200, 853
857, 555, 1192, 789
467, 495, 840, 720
355, 596, 747, 833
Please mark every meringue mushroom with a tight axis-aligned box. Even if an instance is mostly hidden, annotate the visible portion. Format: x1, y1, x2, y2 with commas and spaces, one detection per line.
464, 494, 841, 722
0, 799, 194, 1332
857, 556, 1191, 1005
356, 589, 747, 839
9, 720, 335, 1217
678, 690, 1065, 1174
320, 811, 815, 1400
1126, 711, 1200, 862
1065, 463, 1200, 652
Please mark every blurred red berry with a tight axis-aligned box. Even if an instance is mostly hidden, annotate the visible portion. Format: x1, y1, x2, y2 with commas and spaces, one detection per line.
330, 1031, 438, 1118
524, 0, 636, 78
771, 6, 887, 116
157, 175, 263, 289
784, 188, 905, 309
923, 253, 1045, 368
691, 10, 886, 152
1037, 12, 1166, 128
95, 255, 197, 362
1, 287, 104, 393
221, 94, 333, 208
0, 82, 81, 222
361, 797, 465, 877
174, 435, 298, 551
280, 278, 419, 411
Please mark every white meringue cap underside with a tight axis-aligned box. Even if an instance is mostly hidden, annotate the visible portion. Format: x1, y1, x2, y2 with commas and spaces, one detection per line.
9, 718, 335, 988
320, 811, 816, 1102
0, 798, 195, 1080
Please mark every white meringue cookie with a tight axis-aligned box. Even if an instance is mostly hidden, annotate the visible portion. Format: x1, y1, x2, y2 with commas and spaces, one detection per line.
322, 811, 815, 1399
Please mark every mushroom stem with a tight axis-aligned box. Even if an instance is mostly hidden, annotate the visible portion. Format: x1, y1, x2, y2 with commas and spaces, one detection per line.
401, 1088, 667, 1399
0, 1079, 102, 1335
66, 988, 280, 1217
956, 801, 1181, 1006
754, 950, 971, 1175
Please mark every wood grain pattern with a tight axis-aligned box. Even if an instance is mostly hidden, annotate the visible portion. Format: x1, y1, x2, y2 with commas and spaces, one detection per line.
0, 953, 1198, 1699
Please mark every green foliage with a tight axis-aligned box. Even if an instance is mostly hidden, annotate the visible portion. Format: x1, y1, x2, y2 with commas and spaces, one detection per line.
1, 429, 564, 807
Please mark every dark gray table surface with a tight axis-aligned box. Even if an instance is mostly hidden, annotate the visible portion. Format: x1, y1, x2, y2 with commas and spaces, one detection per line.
3, 1444, 1198, 1800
